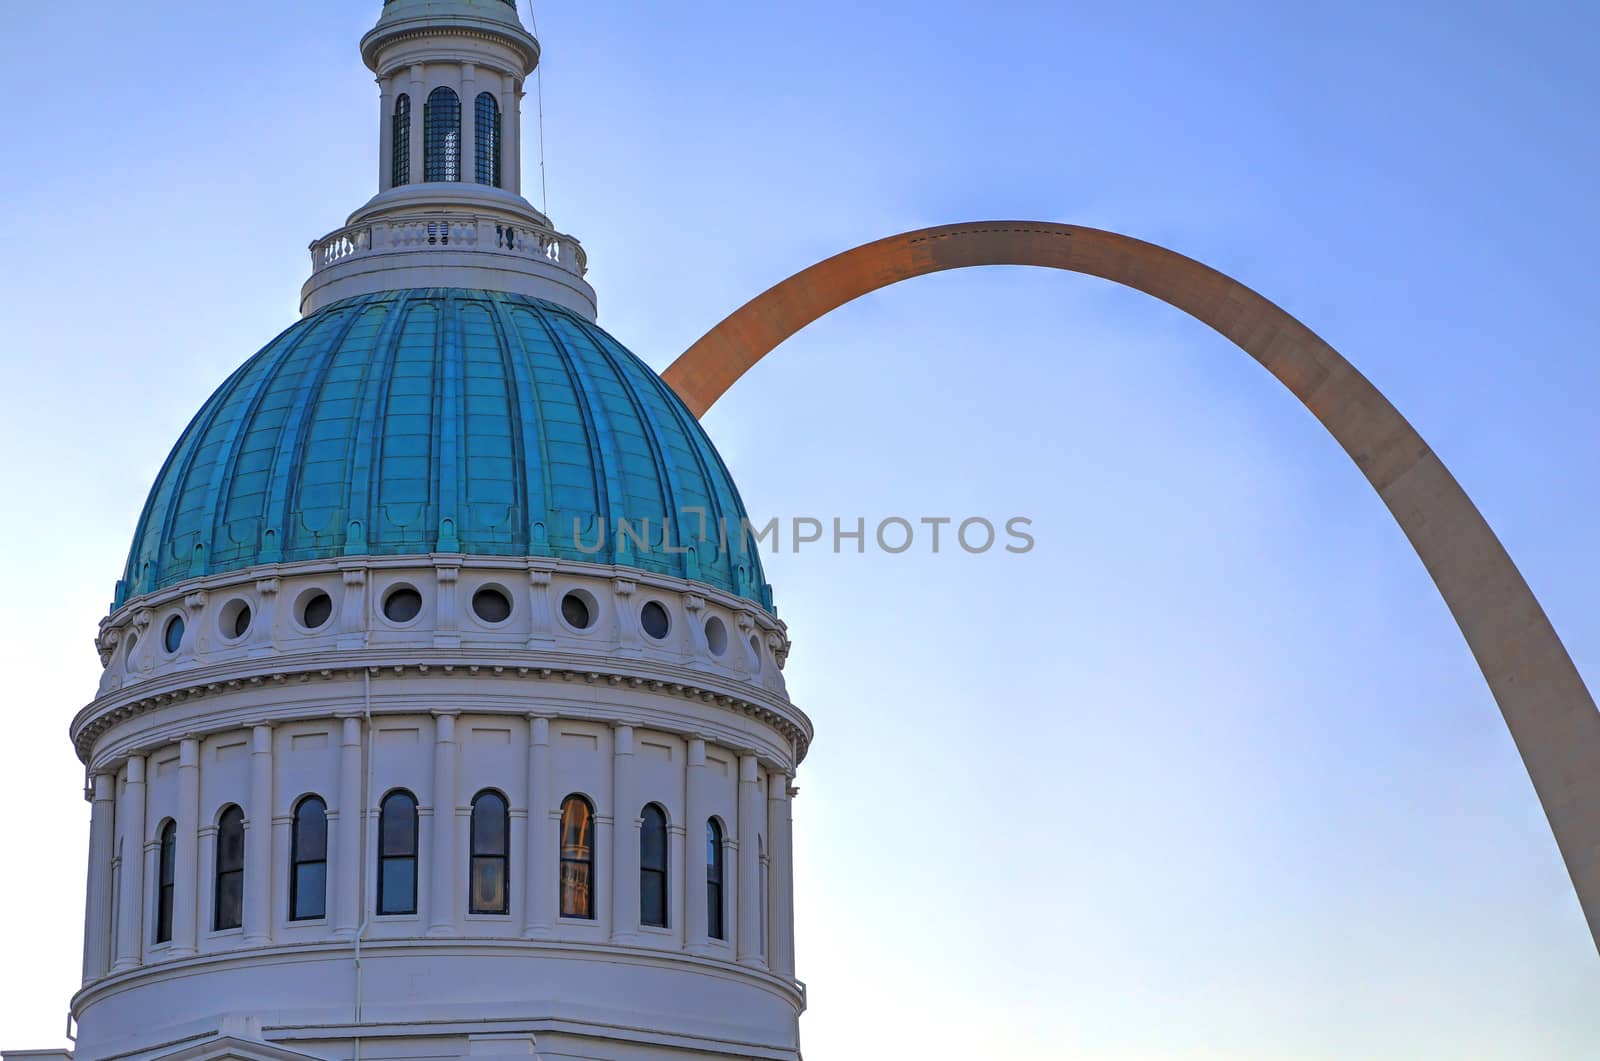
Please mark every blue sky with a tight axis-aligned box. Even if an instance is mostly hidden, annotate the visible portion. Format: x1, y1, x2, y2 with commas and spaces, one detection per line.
3, 1, 1599, 1056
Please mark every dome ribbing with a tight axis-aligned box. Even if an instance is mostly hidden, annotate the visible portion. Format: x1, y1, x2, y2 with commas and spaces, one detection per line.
118, 290, 771, 610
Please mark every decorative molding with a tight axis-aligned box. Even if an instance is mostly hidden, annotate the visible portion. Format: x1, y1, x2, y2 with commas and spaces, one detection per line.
75, 658, 810, 766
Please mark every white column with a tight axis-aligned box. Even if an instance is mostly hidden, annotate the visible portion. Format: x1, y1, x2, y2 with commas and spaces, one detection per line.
378, 76, 395, 192
427, 712, 459, 936
610, 725, 638, 943
684, 739, 709, 951
334, 716, 363, 938
244, 724, 274, 943
509, 79, 524, 195
112, 756, 147, 970
408, 64, 425, 183
172, 738, 201, 956
735, 754, 764, 967
767, 773, 796, 979
461, 63, 477, 184
668, 822, 686, 946
83, 772, 117, 981
524, 716, 553, 935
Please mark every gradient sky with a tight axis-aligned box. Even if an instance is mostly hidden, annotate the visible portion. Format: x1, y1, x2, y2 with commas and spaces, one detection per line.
3, 1, 1599, 1057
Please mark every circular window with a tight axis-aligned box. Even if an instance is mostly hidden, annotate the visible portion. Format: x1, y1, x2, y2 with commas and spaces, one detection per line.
300, 590, 334, 631
560, 591, 594, 631
163, 615, 185, 654
472, 586, 513, 624
704, 615, 728, 656
383, 586, 423, 624
219, 599, 253, 641
641, 601, 670, 640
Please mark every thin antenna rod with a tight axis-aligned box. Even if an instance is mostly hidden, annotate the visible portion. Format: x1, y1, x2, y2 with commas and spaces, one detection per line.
526, 1, 550, 215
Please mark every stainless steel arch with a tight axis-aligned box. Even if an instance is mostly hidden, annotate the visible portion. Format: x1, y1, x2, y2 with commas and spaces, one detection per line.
663, 221, 1600, 952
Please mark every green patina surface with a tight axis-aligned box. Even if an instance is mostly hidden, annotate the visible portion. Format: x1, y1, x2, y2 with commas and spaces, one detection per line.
118, 290, 771, 611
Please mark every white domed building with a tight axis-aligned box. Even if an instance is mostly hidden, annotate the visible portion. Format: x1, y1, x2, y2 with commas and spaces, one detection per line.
10, 3, 809, 1060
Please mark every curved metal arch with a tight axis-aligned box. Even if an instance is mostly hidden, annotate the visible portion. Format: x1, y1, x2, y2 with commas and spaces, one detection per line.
662, 220, 1600, 952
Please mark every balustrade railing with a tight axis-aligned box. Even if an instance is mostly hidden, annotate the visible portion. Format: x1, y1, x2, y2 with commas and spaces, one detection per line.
308, 213, 588, 278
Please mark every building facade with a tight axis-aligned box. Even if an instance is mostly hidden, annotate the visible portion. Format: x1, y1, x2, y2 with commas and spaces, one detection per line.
8, 3, 809, 1061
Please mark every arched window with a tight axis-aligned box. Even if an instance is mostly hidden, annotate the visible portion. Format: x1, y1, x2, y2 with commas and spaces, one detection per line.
213, 805, 245, 931
559, 795, 595, 919
706, 818, 725, 940
392, 93, 411, 187
154, 820, 176, 943
640, 804, 669, 928
470, 790, 510, 915
424, 86, 461, 182
378, 790, 419, 916
290, 796, 328, 921
475, 92, 501, 187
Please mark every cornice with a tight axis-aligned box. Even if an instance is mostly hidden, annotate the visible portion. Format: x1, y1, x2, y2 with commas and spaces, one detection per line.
73, 650, 812, 767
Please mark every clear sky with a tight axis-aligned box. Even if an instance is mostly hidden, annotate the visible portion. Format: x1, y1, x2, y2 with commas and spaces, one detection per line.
2, 1, 1599, 1057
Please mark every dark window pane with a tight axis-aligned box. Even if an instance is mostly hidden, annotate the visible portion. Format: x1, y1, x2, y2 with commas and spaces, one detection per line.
708, 882, 724, 940
471, 856, 507, 914
561, 593, 592, 630
303, 591, 334, 630
381, 793, 417, 856
641, 870, 667, 928
217, 808, 245, 871
640, 601, 670, 640
215, 869, 243, 930
379, 859, 416, 915
293, 862, 327, 921
641, 805, 667, 871
472, 792, 508, 856
156, 883, 174, 943
159, 824, 177, 885
295, 798, 328, 862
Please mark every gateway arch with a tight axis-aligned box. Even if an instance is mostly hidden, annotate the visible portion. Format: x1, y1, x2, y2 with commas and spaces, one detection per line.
662, 221, 1600, 953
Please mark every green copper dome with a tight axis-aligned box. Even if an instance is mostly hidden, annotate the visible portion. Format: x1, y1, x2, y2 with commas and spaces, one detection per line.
118, 290, 770, 610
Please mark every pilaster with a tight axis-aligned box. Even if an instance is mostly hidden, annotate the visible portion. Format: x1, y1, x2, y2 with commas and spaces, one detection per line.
244, 724, 275, 943
427, 711, 460, 936
524, 716, 553, 934
610, 724, 638, 943
171, 738, 201, 957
